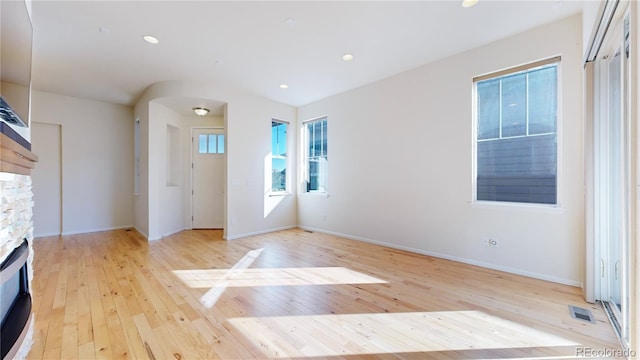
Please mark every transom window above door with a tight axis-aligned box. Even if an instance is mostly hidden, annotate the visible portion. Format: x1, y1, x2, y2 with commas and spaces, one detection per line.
199, 133, 225, 154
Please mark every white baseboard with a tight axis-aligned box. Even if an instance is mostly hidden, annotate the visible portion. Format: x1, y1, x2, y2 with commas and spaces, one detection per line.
225, 225, 297, 240
298, 225, 582, 287
61, 225, 133, 236
132, 226, 149, 240
34, 231, 61, 238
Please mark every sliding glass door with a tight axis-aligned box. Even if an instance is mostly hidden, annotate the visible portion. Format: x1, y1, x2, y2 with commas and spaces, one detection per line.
594, 11, 630, 347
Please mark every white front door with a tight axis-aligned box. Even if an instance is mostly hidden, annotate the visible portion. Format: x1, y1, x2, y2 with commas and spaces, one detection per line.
192, 128, 225, 229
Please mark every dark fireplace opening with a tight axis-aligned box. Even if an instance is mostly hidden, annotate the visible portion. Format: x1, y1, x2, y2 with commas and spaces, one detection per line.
0, 239, 32, 360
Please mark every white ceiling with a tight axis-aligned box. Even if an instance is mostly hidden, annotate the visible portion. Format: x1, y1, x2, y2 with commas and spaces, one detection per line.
28, 0, 586, 112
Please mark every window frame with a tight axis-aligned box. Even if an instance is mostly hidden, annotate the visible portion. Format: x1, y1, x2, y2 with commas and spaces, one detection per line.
302, 116, 328, 194
270, 119, 289, 194
134, 117, 140, 195
472, 57, 562, 207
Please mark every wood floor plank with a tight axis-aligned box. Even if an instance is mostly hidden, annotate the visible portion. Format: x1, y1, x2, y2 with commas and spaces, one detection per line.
28, 228, 622, 359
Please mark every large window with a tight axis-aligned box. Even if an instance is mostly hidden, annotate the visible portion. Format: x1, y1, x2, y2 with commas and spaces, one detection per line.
474, 58, 559, 205
304, 117, 327, 193
271, 120, 287, 192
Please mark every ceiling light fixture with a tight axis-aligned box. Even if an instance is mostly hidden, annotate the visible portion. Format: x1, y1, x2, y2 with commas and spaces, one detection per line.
143, 35, 159, 44
342, 54, 354, 62
279, 84, 289, 89
193, 107, 210, 116
461, 0, 479, 8
285, 18, 297, 27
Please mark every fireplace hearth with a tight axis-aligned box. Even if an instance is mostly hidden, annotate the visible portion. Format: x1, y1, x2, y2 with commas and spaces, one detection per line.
0, 239, 32, 360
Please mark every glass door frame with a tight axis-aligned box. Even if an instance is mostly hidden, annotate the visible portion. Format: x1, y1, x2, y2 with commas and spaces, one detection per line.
592, 6, 631, 348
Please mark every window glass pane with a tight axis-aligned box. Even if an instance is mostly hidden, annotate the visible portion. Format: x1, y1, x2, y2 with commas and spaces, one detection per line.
501, 73, 526, 137
308, 159, 319, 191
271, 122, 278, 155
307, 122, 315, 158
272, 122, 286, 156
272, 158, 286, 192
477, 135, 556, 204
217, 134, 225, 153
305, 117, 327, 192
309, 119, 326, 158
199, 134, 207, 153
477, 79, 500, 140
271, 121, 286, 192
208, 134, 217, 153
321, 118, 327, 157
528, 66, 557, 134
279, 125, 286, 155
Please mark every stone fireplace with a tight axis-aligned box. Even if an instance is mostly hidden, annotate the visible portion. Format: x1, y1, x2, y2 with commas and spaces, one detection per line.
0, 122, 37, 360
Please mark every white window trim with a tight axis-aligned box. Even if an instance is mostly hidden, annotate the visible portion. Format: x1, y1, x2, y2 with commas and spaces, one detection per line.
471, 57, 563, 208
301, 116, 328, 195
134, 116, 141, 196
270, 119, 290, 195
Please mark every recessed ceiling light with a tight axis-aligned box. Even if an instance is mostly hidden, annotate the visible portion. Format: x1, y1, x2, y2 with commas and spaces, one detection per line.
280, 84, 289, 89
461, 0, 479, 8
285, 18, 297, 27
193, 107, 210, 116
342, 54, 354, 62
143, 35, 159, 44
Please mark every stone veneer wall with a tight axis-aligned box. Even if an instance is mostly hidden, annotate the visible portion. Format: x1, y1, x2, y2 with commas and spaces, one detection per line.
0, 171, 35, 359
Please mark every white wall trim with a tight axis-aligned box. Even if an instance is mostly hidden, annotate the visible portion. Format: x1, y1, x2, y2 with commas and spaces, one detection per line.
147, 226, 191, 241
133, 226, 149, 240
299, 225, 582, 287
61, 224, 134, 236
33, 232, 62, 238
225, 225, 296, 240
162, 227, 190, 239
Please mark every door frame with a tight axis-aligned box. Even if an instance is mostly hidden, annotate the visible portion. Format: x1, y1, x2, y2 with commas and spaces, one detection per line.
189, 126, 226, 231
586, 2, 633, 348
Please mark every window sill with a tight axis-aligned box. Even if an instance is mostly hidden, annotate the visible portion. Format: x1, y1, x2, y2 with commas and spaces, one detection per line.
471, 200, 564, 213
303, 192, 330, 198
269, 192, 290, 197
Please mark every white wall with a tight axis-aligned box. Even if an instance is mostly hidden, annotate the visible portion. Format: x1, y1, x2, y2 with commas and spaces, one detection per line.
148, 103, 185, 239
135, 83, 297, 240
298, 14, 584, 286
31, 90, 134, 235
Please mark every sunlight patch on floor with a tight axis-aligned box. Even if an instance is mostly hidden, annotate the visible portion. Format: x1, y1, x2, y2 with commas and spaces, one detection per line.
172, 266, 387, 288
227, 311, 580, 358
171, 247, 386, 308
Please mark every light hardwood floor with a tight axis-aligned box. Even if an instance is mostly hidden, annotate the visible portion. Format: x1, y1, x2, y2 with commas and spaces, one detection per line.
27, 228, 622, 359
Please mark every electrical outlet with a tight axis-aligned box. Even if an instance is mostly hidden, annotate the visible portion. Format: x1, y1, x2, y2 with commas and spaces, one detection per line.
482, 237, 499, 247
